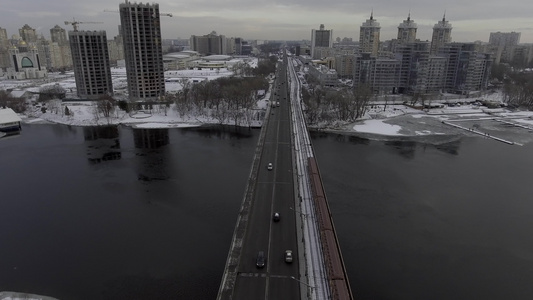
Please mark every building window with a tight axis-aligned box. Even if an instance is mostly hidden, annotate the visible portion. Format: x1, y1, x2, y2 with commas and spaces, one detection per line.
21, 57, 34, 68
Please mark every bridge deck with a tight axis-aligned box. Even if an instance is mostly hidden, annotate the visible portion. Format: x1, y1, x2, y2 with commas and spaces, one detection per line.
217, 52, 353, 300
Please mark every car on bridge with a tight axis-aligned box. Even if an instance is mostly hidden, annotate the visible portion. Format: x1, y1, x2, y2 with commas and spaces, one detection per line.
256, 251, 265, 268
285, 250, 293, 263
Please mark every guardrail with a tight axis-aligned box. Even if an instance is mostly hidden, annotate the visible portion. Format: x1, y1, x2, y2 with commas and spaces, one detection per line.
287, 55, 354, 300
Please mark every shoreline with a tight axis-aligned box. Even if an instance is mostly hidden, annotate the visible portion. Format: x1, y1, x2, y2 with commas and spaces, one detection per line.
16, 103, 533, 146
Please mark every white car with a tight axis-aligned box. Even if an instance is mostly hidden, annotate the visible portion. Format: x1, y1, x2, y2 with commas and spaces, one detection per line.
267, 162, 273, 170
285, 250, 293, 263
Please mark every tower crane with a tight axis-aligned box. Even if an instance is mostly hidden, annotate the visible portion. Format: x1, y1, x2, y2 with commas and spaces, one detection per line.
64, 18, 103, 31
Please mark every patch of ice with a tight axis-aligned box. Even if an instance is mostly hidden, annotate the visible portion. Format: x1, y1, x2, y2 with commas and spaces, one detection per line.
132, 123, 201, 129
353, 119, 403, 136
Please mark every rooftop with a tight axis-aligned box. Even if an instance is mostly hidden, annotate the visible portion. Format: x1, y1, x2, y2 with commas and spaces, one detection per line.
0, 108, 22, 124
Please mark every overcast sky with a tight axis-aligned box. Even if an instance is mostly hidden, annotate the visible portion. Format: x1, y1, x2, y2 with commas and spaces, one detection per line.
1, 0, 532, 43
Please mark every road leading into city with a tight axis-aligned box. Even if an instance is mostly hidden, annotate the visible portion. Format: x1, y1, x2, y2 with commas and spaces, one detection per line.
231, 57, 301, 300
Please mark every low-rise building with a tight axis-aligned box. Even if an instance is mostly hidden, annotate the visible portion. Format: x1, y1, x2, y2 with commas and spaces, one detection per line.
308, 63, 338, 87
5, 44, 47, 80
163, 51, 201, 70
0, 108, 22, 135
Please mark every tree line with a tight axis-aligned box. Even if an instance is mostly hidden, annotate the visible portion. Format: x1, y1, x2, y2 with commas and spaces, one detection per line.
501, 71, 533, 109
301, 75, 373, 126
161, 57, 275, 126
164, 75, 269, 126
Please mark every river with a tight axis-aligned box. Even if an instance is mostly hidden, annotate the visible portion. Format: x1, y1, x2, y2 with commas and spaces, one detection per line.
1, 124, 532, 299
312, 132, 533, 300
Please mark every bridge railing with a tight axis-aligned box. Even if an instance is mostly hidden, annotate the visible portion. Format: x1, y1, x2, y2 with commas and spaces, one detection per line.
287, 56, 330, 299
287, 56, 354, 300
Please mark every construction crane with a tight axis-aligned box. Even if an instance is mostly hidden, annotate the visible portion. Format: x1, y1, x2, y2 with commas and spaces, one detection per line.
103, 9, 172, 17
64, 18, 103, 31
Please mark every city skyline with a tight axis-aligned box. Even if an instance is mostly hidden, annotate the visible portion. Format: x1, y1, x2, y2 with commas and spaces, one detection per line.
0, 0, 532, 43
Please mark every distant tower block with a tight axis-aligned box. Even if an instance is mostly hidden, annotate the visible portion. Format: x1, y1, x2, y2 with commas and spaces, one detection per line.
69, 31, 113, 99
119, 1, 165, 101
359, 11, 381, 57
430, 13, 452, 54
311, 24, 333, 59
397, 13, 417, 44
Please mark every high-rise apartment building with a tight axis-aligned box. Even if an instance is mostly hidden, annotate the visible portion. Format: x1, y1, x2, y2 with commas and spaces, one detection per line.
108, 25, 125, 63
47, 25, 73, 70
353, 54, 400, 93
359, 12, 380, 57
120, 1, 165, 101
19, 24, 38, 44
335, 54, 356, 79
437, 43, 492, 94
489, 32, 521, 47
190, 31, 227, 55
430, 14, 452, 54
50, 25, 69, 45
395, 42, 430, 94
311, 24, 333, 59
0, 27, 9, 69
0, 27, 8, 47
510, 45, 533, 67
426, 56, 447, 93
69, 31, 113, 99
397, 14, 417, 44
488, 32, 521, 64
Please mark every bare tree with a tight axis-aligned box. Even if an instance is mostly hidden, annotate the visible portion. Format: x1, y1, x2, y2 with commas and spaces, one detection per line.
0, 90, 26, 112
211, 102, 230, 125
39, 84, 66, 101
349, 84, 372, 120
97, 95, 116, 119
48, 99, 62, 114
503, 72, 533, 108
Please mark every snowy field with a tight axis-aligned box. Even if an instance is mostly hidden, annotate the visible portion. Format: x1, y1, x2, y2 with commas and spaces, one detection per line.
316, 91, 533, 145
3, 62, 533, 144
0, 291, 58, 300
2, 60, 270, 128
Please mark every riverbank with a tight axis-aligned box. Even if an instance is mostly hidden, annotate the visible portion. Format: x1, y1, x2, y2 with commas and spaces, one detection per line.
11, 82, 533, 146
0, 291, 59, 300
314, 104, 533, 145
18, 99, 533, 146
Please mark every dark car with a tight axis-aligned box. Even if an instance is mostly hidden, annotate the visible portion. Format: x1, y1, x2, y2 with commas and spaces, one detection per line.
273, 212, 280, 222
256, 251, 265, 268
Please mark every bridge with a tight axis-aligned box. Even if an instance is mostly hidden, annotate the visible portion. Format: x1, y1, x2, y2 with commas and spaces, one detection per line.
217, 52, 353, 300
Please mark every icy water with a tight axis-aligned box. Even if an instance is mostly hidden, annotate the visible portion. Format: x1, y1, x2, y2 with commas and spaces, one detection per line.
312, 132, 533, 300
0, 124, 258, 299
1, 124, 533, 299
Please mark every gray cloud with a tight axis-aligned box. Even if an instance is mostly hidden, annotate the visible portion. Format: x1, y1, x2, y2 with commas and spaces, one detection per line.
0, 0, 531, 42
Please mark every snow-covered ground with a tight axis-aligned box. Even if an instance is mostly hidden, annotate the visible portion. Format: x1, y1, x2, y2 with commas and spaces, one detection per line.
0, 291, 58, 300
2, 60, 271, 128
333, 98, 533, 145
3, 63, 533, 145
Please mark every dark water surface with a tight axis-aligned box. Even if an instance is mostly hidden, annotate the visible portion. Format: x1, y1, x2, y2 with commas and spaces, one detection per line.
2, 124, 533, 299
311, 133, 533, 300
0, 124, 257, 299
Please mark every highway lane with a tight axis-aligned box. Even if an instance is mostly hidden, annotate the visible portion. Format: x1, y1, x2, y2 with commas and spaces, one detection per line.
232, 58, 300, 300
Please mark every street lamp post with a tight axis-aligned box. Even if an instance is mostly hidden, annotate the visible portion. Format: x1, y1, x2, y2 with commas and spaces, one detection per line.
289, 206, 310, 219
290, 276, 315, 292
